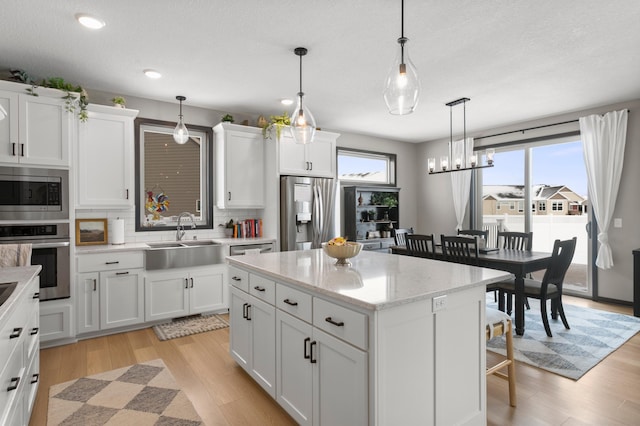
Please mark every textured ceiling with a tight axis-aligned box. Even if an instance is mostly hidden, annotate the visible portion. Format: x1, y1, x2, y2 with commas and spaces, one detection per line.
2, 0, 639, 142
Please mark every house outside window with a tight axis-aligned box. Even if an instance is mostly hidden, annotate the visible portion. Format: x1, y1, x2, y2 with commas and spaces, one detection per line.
552, 201, 563, 211
539, 202, 546, 211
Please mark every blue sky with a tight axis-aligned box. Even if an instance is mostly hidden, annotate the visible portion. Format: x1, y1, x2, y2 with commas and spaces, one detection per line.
483, 140, 588, 197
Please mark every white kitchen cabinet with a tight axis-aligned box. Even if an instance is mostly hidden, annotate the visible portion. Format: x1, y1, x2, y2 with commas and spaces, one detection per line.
76, 104, 138, 208
76, 251, 145, 334
278, 130, 338, 178
214, 123, 265, 209
0, 83, 71, 167
145, 265, 227, 322
276, 306, 367, 426
229, 284, 276, 398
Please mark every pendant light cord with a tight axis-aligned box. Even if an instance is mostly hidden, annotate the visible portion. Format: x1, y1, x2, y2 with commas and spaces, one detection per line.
299, 52, 303, 109
399, 0, 405, 65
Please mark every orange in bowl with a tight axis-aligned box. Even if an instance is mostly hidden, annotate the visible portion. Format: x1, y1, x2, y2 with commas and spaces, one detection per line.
322, 240, 362, 266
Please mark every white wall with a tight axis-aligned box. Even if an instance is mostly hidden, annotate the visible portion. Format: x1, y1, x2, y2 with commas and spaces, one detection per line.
418, 99, 640, 302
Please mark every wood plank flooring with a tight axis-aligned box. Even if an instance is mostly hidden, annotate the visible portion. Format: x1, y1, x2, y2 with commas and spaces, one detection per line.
30, 296, 640, 425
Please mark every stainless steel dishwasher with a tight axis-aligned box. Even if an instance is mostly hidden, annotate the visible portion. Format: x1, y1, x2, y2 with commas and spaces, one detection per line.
229, 242, 275, 256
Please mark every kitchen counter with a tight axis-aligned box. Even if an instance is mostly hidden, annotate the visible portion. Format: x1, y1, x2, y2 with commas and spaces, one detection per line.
227, 248, 511, 310
75, 237, 276, 254
0, 265, 42, 323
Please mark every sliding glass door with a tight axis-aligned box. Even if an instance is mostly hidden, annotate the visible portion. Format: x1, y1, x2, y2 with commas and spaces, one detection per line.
478, 139, 592, 296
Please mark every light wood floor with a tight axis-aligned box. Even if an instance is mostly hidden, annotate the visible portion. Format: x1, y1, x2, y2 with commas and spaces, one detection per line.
30, 296, 640, 426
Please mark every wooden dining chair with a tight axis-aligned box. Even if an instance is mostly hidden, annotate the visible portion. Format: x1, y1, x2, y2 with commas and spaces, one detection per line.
406, 234, 435, 258
393, 228, 414, 247
486, 307, 516, 407
497, 231, 533, 251
497, 237, 577, 337
440, 235, 479, 265
457, 229, 489, 242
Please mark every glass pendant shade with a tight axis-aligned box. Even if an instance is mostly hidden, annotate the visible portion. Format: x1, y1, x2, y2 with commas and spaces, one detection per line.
383, 41, 420, 115
173, 118, 189, 144
290, 94, 316, 144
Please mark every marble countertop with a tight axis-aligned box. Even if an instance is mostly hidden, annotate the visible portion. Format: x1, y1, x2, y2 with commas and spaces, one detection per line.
0, 265, 42, 324
75, 237, 276, 254
227, 249, 512, 311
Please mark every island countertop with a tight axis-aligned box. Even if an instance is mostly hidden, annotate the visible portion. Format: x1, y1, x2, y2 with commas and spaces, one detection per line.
227, 249, 512, 310
0, 265, 42, 324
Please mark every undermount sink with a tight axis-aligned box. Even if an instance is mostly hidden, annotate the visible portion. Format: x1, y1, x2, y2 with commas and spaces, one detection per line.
145, 240, 225, 270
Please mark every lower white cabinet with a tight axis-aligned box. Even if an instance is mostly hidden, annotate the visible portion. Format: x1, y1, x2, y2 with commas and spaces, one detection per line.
230, 286, 276, 397
145, 265, 227, 322
76, 252, 144, 334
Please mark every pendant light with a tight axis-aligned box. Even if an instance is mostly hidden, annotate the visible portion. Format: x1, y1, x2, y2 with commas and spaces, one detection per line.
383, 0, 420, 115
428, 97, 495, 175
290, 47, 316, 144
173, 95, 189, 144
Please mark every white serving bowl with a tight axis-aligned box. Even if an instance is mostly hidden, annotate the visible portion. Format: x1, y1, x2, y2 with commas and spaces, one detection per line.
322, 241, 362, 266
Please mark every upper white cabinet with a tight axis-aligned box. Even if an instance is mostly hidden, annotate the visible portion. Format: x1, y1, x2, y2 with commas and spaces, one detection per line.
214, 123, 265, 209
76, 104, 138, 208
278, 130, 338, 178
0, 82, 71, 167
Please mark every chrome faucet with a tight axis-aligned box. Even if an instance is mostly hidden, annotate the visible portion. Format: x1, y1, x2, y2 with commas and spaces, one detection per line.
176, 212, 196, 241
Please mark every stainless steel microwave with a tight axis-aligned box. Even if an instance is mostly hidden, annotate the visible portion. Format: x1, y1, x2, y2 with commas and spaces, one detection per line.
0, 167, 69, 220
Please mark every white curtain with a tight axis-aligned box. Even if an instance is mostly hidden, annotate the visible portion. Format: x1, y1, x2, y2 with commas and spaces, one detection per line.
450, 137, 474, 230
579, 109, 628, 269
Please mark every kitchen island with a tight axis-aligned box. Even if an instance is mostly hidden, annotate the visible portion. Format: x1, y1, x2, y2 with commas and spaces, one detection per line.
227, 249, 512, 426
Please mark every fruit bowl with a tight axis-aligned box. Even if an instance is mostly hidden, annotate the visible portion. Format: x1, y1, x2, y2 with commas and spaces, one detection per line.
322, 241, 362, 266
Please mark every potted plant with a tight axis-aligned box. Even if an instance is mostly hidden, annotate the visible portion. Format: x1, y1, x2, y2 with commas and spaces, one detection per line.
367, 210, 376, 222
262, 112, 291, 140
225, 219, 235, 237
221, 113, 234, 123
111, 96, 126, 108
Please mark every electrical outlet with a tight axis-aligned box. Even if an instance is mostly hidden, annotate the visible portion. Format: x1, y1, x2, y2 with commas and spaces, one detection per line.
433, 295, 447, 312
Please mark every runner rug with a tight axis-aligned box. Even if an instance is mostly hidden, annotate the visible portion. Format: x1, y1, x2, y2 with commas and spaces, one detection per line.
486, 300, 640, 380
152, 313, 229, 341
47, 359, 202, 425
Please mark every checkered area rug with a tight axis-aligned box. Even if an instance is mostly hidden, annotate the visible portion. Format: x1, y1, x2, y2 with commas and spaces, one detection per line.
153, 313, 229, 341
486, 300, 640, 380
47, 359, 202, 425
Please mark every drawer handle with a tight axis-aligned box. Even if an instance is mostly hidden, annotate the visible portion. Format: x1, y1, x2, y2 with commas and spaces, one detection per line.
325, 317, 344, 327
232, 276, 242, 281
7, 377, 20, 392
105, 261, 120, 265
116, 271, 129, 275
284, 298, 298, 306
10, 327, 23, 339
30, 327, 39, 336
310, 341, 317, 364
33, 292, 40, 299
253, 286, 266, 292
31, 373, 40, 384
304, 337, 311, 359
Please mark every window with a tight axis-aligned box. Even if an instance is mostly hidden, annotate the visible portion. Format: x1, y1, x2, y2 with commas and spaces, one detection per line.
552, 201, 563, 211
539, 202, 546, 211
337, 148, 396, 185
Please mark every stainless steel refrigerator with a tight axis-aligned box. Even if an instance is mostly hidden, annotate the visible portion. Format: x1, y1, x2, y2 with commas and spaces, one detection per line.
280, 176, 337, 251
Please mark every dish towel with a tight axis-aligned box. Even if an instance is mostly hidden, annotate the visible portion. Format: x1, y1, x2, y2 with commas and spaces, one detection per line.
0, 244, 33, 267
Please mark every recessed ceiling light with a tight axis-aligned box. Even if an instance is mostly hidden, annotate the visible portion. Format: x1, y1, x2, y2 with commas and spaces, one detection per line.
280, 98, 293, 106
75, 13, 106, 30
143, 69, 162, 79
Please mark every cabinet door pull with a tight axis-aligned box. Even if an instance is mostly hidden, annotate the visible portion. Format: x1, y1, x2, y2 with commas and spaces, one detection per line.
283, 298, 298, 306
310, 341, 317, 364
105, 261, 120, 265
246, 304, 252, 321
93, 279, 97, 291
253, 286, 266, 292
31, 373, 40, 384
228, 191, 231, 201
242, 303, 248, 319
325, 317, 345, 327
232, 276, 242, 281
304, 337, 311, 359
115, 271, 129, 275
10, 327, 23, 339
30, 327, 39, 336
20, 143, 25, 157
33, 292, 40, 299
190, 277, 194, 288
185, 278, 189, 289
12, 142, 16, 156
7, 377, 20, 392
126, 189, 129, 200
309, 162, 313, 170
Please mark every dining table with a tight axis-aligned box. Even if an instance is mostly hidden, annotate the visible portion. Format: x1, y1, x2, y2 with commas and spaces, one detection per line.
390, 245, 553, 335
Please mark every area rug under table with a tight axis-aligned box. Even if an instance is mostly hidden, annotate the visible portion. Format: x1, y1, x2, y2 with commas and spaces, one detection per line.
152, 313, 229, 341
487, 301, 640, 380
47, 359, 202, 425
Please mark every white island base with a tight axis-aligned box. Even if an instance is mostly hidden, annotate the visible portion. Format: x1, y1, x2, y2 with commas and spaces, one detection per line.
227, 250, 511, 426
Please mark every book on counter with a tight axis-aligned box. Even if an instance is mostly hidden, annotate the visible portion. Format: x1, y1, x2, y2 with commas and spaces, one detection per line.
232, 218, 263, 238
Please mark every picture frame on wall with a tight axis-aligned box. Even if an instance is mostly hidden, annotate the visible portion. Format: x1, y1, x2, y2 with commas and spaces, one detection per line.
76, 218, 109, 246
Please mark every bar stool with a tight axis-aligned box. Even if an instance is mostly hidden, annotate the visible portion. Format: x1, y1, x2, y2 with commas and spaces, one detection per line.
486, 307, 516, 407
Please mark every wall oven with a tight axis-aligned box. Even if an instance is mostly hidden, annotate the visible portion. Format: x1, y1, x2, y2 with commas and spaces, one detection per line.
0, 223, 70, 301
0, 166, 69, 221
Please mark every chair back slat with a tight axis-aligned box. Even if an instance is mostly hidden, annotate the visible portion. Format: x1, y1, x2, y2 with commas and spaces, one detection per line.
541, 238, 577, 294
393, 228, 414, 246
497, 231, 533, 251
440, 235, 479, 265
406, 234, 435, 258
